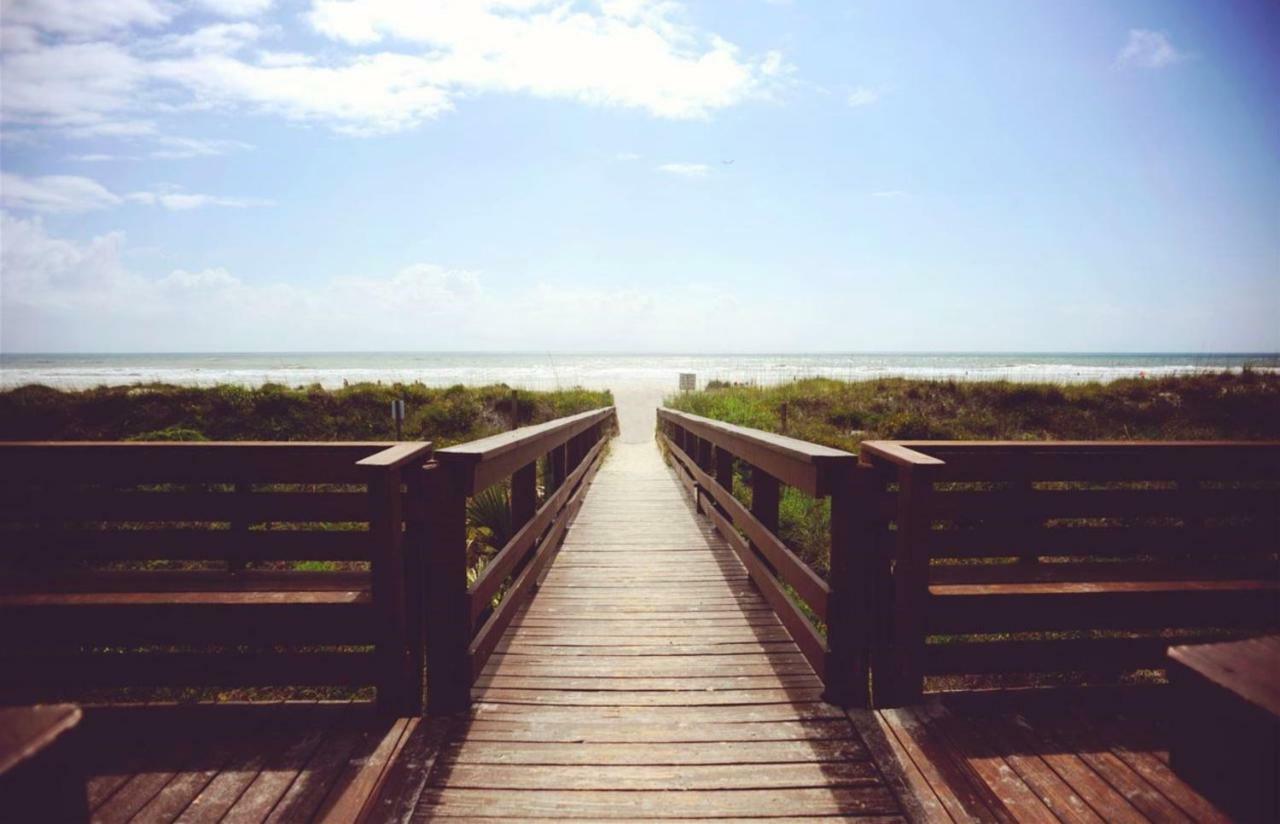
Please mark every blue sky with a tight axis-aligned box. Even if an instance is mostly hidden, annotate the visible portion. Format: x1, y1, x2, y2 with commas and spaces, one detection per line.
1, 0, 1277, 353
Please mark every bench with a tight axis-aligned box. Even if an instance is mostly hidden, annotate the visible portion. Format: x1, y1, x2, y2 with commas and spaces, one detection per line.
0, 704, 86, 821
1168, 635, 1280, 822
0, 442, 432, 714
859, 441, 1280, 705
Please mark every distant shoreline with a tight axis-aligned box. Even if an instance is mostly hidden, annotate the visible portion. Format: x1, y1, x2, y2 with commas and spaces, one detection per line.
2, 351, 1277, 392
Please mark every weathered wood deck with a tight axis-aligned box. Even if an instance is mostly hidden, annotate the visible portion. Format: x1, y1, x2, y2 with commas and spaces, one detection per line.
415, 440, 906, 820
5, 429, 1258, 821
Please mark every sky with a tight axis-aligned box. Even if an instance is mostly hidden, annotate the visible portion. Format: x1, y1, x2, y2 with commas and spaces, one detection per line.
0, 0, 1277, 353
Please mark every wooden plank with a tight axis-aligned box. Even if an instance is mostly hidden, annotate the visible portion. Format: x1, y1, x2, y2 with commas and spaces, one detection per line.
1167, 635, 1280, 718
429, 761, 880, 791
927, 523, 1278, 559
311, 716, 416, 823
442, 738, 867, 765
974, 716, 1103, 824
2, 490, 373, 523
876, 707, 1002, 822
913, 707, 1056, 824
848, 710, 952, 824
0, 651, 378, 689
0, 442, 407, 483
0, 528, 371, 562
415, 786, 901, 818
927, 580, 1279, 633
413, 439, 903, 822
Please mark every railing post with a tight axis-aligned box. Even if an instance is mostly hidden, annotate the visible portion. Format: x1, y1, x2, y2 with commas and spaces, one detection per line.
424, 461, 471, 714
714, 445, 734, 497
824, 461, 869, 707
548, 444, 567, 495
228, 480, 249, 574
402, 463, 427, 714
750, 467, 780, 553
883, 462, 935, 706
368, 465, 412, 715
511, 459, 537, 533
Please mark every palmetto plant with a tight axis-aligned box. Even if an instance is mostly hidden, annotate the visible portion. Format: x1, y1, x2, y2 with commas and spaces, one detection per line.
466, 483, 513, 573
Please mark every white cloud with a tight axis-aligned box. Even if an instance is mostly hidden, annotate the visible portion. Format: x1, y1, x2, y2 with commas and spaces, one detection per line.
870, 189, 906, 198
0, 172, 267, 213
0, 39, 149, 132
0, 172, 123, 213
125, 189, 273, 209
1, 212, 814, 352
193, 0, 274, 17
1116, 29, 1185, 69
847, 86, 879, 107
1, 0, 783, 140
150, 22, 264, 55
149, 136, 255, 159
0, 0, 173, 38
657, 162, 709, 178
68, 154, 121, 162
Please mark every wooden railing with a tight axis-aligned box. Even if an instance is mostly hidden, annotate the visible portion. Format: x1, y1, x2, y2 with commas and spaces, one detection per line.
657, 408, 881, 705
0, 441, 433, 715
860, 440, 1280, 705
659, 412, 1280, 708
424, 407, 617, 713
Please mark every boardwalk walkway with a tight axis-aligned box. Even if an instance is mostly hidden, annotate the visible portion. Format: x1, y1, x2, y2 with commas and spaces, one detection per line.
414, 440, 906, 820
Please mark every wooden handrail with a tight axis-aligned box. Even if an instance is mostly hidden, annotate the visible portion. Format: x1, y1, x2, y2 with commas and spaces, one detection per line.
657, 409, 873, 706
858, 441, 944, 468
857, 439, 1280, 707
0, 441, 433, 716
355, 442, 434, 470
425, 407, 617, 713
436, 407, 615, 494
657, 409, 854, 496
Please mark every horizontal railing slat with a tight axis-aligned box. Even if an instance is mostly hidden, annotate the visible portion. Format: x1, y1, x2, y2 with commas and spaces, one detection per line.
0, 442, 422, 483
658, 409, 855, 496
0, 528, 371, 561
469, 437, 607, 623
0, 490, 373, 523
661, 432, 830, 620
0, 651, 378, 688
701, 496, 828, 680
468, 441, 606, 679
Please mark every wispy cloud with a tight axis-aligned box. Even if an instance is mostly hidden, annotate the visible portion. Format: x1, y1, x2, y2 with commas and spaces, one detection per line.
125, 189, 273, 210
615, 152, 641, 161
657, 162, 710, 178
847, 86, 881, 107
1116, 29, 1186, 69
0, 172, 122, 213
870, 189, 907, 198
1, 172, 269, 213
149, 136, 255, 159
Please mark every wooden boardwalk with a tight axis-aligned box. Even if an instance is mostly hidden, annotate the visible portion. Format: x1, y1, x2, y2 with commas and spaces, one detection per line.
415, 440, 907, 820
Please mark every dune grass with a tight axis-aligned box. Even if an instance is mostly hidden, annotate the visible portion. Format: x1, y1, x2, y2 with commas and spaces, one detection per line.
0, 381, 612, 445
666, 371, 1280, 578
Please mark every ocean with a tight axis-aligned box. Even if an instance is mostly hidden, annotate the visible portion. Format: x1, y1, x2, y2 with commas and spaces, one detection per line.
2, 352, 1275, 393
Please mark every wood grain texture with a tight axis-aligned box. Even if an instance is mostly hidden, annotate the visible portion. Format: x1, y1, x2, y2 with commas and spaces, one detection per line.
414, 439, 907, 821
